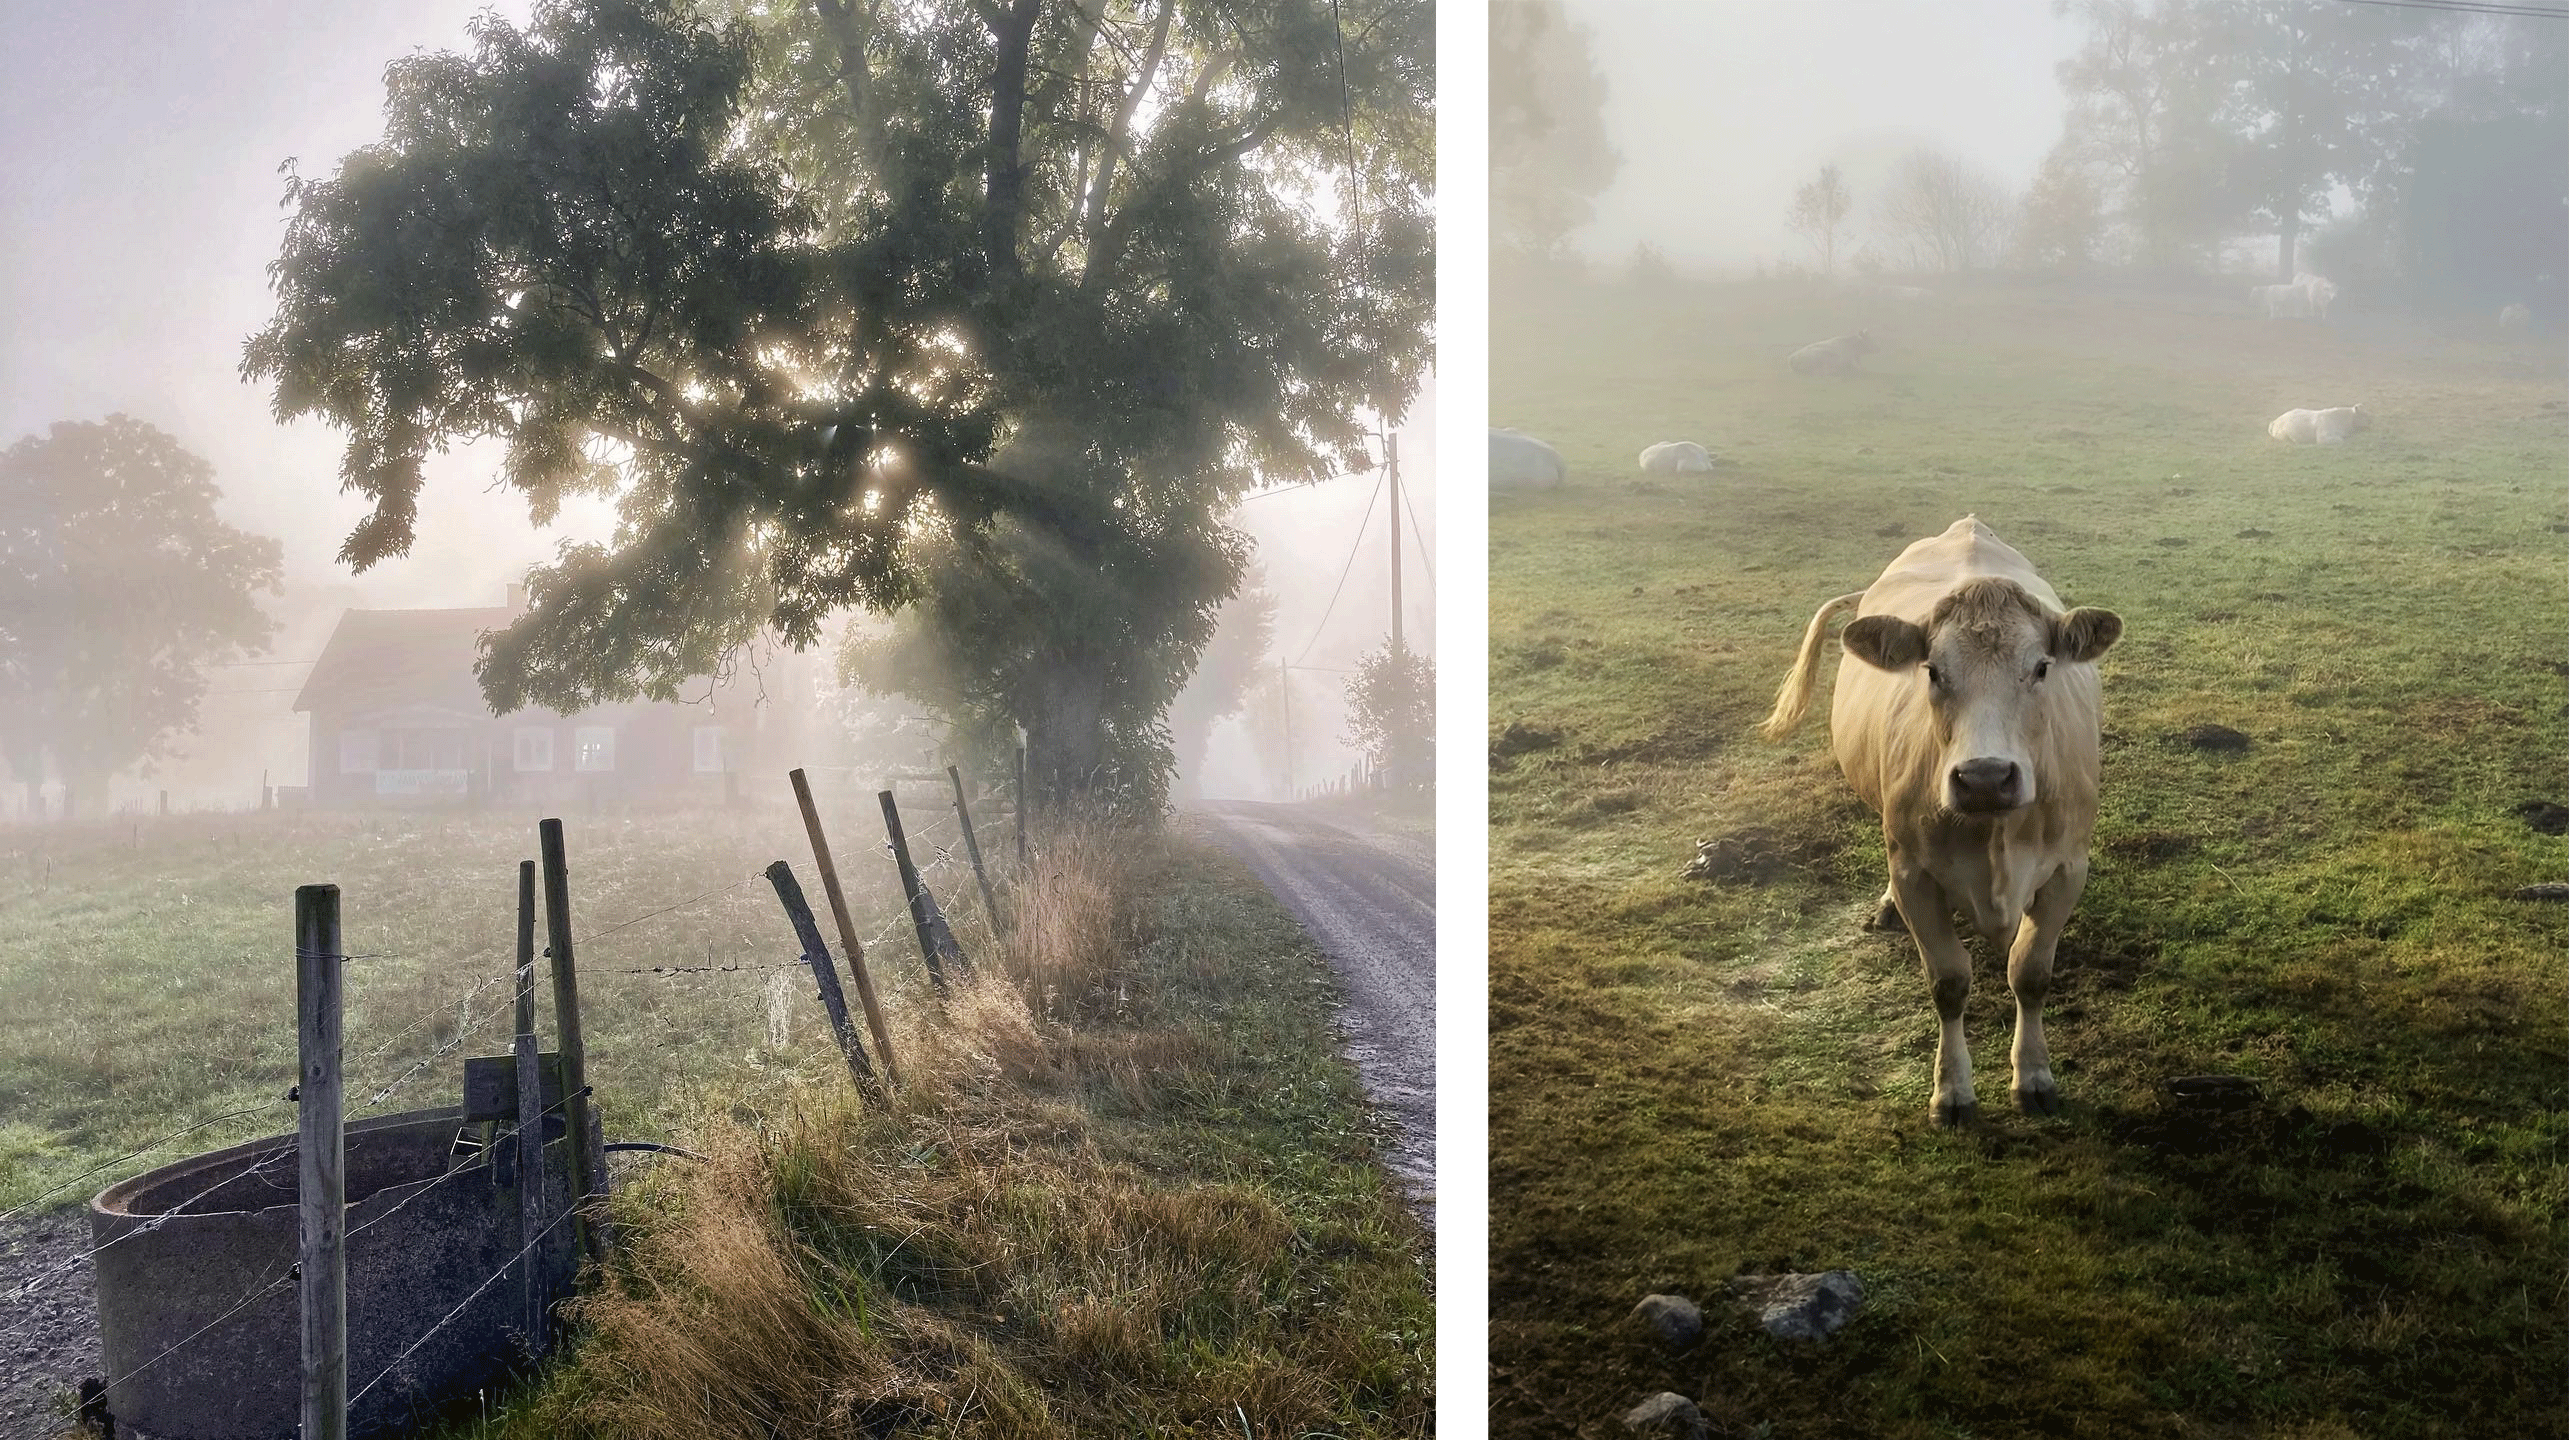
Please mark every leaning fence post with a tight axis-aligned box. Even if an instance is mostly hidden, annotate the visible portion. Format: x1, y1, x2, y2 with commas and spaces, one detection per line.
537, 819, 609, 1262
1013, 744, 1029, 867
512, 859, 547, 1351
879, 789, 967, 989
786, 769, 901, 1087
764, 861, 883, 1103
295, 884, 347, 1440
948, 765, 1005, 938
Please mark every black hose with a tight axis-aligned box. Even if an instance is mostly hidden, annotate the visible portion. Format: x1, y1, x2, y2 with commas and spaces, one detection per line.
602, 1140, 706, 1161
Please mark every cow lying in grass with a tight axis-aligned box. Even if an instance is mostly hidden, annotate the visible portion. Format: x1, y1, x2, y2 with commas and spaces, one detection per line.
1490, 428, 1568, 489
2267, 405, 2369, 444
1787, 330, 1877, 376
1762, 518, 2123, 1126
1637, 441, 1715, 474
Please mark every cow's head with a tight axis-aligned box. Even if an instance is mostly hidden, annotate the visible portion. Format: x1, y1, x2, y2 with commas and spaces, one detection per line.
1850, 329, 1878, 353
1842, 578, 2121, 815
2346, 403, 2371, 432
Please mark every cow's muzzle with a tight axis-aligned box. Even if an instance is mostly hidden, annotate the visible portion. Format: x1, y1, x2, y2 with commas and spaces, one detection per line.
1948, 758, 2027, 813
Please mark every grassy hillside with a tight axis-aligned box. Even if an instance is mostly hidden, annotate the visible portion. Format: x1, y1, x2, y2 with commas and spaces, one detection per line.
1489, 275, 2566, 1440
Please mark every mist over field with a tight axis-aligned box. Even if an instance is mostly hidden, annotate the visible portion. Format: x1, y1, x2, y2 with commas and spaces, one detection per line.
2, 0, 1429, 814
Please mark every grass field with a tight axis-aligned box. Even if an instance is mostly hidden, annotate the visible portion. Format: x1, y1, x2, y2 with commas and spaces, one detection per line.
1488, 274, 2566, 1440
1, 800, 1428, 1436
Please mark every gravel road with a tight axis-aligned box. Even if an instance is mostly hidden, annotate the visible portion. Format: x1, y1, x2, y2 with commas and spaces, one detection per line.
1193, 802, 1435, 1220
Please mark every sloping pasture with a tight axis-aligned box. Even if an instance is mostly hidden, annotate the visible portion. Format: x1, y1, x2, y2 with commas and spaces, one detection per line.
1489, 275, 2566, 1439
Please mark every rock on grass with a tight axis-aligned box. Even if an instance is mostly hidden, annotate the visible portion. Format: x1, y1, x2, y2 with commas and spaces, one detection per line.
1732, 1270, 1865, 1341
1629, 1292, 1704, 1351
1621, 1392, 1710, 1437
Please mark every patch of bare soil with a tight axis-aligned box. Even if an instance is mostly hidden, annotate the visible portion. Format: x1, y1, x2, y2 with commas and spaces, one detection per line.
0, 1211, 98, 1440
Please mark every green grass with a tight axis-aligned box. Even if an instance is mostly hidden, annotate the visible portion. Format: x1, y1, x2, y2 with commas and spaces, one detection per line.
1489, 275, 2566, 1440
0, 802, 942, 1216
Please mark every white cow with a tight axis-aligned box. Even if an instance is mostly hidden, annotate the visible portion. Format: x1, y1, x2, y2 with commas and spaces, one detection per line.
2500, 302, 2531, 333
1490, 428, 1568, 489
1788, 330, 1878, 376
1762, 518, 2123, 1126
2267, 405, 2369, 444
2252, 273, 2337, 321
1637, 441, 1715, 474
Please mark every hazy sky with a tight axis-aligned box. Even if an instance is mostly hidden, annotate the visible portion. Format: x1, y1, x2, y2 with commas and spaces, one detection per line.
0, 1, 1426, 796
1567, 0, 2081, 271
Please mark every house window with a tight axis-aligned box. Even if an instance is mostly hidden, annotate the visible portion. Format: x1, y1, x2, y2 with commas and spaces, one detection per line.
338, 729, 379, 774
513, 727, 554, 773
574, 726, 616, 773
691, 725, 726, 774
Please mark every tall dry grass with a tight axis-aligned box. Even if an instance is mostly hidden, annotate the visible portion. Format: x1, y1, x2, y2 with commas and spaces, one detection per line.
501, 825, 1427, 1440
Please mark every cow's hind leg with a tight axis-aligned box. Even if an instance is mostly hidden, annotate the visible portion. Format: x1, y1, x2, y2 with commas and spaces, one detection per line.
2007, 858, 2089, 1116
1890, 866, 1976, 1127
1864, 885, 1902, 932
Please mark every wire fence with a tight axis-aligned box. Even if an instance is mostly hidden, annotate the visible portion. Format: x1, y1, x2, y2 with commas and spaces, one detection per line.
1, 775, 1023, 1424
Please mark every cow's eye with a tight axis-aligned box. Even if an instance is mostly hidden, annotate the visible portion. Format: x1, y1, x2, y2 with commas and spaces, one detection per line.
2034, 659, 2052, 682
1925, 664, 1945, 690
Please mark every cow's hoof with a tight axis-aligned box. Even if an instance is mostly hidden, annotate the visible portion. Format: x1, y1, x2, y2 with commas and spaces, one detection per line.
2014, 1082, 2062, 1116
1930, 1098, 1978, 1129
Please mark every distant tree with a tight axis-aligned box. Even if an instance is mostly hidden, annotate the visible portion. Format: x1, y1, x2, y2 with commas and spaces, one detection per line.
2013, 148, 2108, 270
1164, 568, 1276, 803
2051, 0, 2235, 267
1627, 241, 1676, 287
244, 0, 1432, 815
1875, 148, 2015, 273
0, 417, 282, 816
1492, 0, 1620, 261
1343, 639, 1431, 789
2206, 0, 2417, 280
1786, 164, 1854, 276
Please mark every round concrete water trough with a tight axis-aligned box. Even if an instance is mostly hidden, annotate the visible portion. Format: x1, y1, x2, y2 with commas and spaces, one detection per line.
91, 1106, 576, 1439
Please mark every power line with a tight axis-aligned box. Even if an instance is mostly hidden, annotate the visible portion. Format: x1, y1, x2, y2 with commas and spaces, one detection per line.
1400, 480, 1434, 589
203, 658, 320, 668
1292, 470, 1384, 666
2328, 0, 2568, 16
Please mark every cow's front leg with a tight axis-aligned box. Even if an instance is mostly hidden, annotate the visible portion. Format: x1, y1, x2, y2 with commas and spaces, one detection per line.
1890, 865, 1976, 1127
2006, 858, 2088, 1115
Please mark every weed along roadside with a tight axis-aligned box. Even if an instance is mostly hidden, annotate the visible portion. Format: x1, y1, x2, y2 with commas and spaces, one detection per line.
1489, 270, 2566, 1439
1, 768, 1430, 1437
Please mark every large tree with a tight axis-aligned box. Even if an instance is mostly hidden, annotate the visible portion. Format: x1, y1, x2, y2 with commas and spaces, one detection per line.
0, 417, 282, 816
1163, 565, 1276, 803
1491, 0, 1618, 262
1874, 148, 2014, 274
1786, 164, 1853, 277
244, 0, 1432, 811
2048, 0, 2235, 267
2207, 0, 2418, 280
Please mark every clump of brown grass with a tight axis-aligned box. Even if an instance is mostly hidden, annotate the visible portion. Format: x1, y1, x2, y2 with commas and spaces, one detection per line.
987, 821, 1147, 1022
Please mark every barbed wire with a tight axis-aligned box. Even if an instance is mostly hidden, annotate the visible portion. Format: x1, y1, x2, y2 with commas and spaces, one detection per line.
0, 1100, 292, 1225
347, 1205, 580, 1410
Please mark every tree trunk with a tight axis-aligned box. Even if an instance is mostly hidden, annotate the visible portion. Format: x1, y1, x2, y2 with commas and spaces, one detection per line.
1024, 659, 1107, 813
2276, 209, 2299, 282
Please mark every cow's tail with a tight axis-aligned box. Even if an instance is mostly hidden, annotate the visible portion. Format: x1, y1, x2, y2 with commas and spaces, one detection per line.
1761, 591, 1866, 742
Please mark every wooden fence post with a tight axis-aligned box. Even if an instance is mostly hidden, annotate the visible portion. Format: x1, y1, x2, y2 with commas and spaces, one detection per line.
786, 768, 901, 1086
1013, 744, 1029, 867
947, 765, 1004, 939
512, 860, 547, 1351
295, 884, 347, 1440
878, 790, 966, 989
764, 860, 883, 1102
537, 819, 609, 1262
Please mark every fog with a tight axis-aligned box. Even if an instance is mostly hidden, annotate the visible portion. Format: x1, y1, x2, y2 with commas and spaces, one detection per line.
1562, 0, 2075, 272
0, 0, 1426, 813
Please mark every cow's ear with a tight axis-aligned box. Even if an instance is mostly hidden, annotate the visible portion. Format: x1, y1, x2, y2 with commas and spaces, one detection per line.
1843, 615, 1928, 670
2051, 607, 2122, 663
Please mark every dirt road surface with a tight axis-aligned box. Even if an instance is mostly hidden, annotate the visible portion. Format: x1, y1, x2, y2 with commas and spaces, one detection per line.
1193, 802, 1435, 1219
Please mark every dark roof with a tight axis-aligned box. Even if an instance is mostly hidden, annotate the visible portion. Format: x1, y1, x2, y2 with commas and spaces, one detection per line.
292, 607, 517, 717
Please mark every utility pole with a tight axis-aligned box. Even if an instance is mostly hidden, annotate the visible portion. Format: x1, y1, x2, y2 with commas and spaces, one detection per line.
1278, 657, 1293, 799
1387, 433, 1403, 656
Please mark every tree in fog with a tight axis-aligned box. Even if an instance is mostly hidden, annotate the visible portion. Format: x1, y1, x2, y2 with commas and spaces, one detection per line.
0, 417, 282, 816
1343, 639, 1430, 789
245, 0, 1432, 815
1786, 164, 1853, 277
2050, 0, 2233, 266
1875, 149, 2014, 274
1164, 567, 1276, 802
2209, 0, 2415, 281
1492, 0, 1619, 261
2014, 148, 2108, 271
